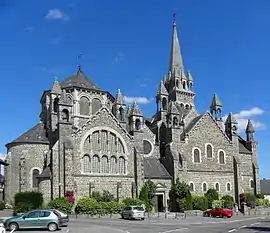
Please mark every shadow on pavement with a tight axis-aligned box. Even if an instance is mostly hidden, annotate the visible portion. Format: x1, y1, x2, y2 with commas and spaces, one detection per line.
247, 226, 270, 232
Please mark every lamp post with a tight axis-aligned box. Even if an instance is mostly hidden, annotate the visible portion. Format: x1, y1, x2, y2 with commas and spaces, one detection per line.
116, 182, 122, 202
131, 182, 136, 198
88, 182, 95, 197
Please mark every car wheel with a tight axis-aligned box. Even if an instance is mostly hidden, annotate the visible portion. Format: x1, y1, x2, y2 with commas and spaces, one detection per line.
141, 218, 145, 220
121, 214, 124, 219
48, 222, 58, 232
219, 214, 223, 218
128, 215, 132, 220
9, 222, 19, 231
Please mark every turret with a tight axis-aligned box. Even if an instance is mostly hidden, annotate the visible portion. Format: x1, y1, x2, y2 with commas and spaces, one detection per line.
225, 113, 238, 146
246, 119, 255, 142
156, 79, 168, 120
128, 101, 143, 134
112, 89, 126, 122
210, 93, 222, 120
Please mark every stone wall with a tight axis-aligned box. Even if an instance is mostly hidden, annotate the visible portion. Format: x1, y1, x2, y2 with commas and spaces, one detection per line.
5, 143, 49, 203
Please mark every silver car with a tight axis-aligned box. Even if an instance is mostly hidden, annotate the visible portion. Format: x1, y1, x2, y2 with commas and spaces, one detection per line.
121, 206, 145, 220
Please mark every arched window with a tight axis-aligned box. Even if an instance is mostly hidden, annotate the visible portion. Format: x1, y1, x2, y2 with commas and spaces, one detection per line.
92, 98, 102, 115
53, 98, 59, 113
162, 98, 167, 111
183, 82, 186, 90
32, 169, 40, 188
173, 117, 178, 127
193, 148, 201, 163
135, 119, 141, 130
101, 155, 109, 173
250, 179, 255, 188
92, 155, 100, 173
189, 183, 194, 192
202, 183, 207, 192
110, 156, 117, 174
83, 155, 91, 173
176, 79, 179, 88
79, 97, 90, 115
215, 183, 220, 191
227, 183, 231, 191
206, 144, 213, 158
118, 156, 125, 174
185, 104, 190, 110
119, 107, 124, 121
62, 109, 69, 122
219, 151, 225, 164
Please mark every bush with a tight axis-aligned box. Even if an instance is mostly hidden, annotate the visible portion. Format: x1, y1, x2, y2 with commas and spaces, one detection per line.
74, 197, 125, 216
212, 200, 224, 208
256, 194, 264, 199
91, 190, 115, 202
192, 196, 208, 211
256, 198, 269, 207
177, 195, 193, 211
122, 197, 145, 208
204, 189, 219, 208
221, 195, 234, 209
245, 193, 256, 208
47, 197, 73, 214
14, 191, 43, 213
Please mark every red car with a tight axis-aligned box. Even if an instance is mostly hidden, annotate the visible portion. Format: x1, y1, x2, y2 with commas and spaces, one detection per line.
203, 208, 233, 218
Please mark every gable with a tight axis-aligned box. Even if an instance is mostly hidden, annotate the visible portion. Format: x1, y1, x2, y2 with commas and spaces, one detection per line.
187, 111, 232, 144
73, 106, 133, 146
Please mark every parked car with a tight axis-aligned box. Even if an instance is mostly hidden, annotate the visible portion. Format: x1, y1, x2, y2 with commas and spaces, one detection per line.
4, 209, 65, 231
49, 209, 69, 226
203, 208, 234, 218
120, 206, 145, 220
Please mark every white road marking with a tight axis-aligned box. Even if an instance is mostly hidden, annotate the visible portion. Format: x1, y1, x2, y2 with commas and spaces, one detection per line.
238, 225, 247, 229
250, 222, 259, 226
228, 229, 236, 233
66, 229, 70, 233
118, 230, 131, 233
206, 216, 264, 225
159, 228, 188, 233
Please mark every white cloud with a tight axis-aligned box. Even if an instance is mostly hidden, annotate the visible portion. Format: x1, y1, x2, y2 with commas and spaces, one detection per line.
45, 9, 69, 21
0, 153, 6, 160
123, 96, 152, 104
223, 107, 266, 132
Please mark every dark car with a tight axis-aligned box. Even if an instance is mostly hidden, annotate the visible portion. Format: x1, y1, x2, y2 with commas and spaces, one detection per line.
4, 209, 64, 231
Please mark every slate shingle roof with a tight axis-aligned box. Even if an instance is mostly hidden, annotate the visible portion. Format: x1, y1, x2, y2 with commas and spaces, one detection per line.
6, 122, 49, 147
260, 179, 270, 195
37, 166, 51, 178
61, 68, 101, 90
238, 136, 252, 154
143, 157, 171, 179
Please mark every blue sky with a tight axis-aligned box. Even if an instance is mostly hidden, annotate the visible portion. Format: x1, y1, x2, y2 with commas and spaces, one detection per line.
0, 0, 269, 177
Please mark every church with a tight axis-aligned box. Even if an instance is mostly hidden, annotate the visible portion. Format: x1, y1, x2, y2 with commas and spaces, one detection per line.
4, 18, 260, 212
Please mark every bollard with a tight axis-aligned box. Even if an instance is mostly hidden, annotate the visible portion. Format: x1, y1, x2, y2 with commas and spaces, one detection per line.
158, 212, 159, 218
185, 212, 187, 219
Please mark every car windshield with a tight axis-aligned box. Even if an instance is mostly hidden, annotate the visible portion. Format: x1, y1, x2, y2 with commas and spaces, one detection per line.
133, 206, 144, 211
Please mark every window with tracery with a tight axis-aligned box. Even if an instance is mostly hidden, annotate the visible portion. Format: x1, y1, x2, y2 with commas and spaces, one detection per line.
101, 155, 109, 173
92, 98, 102, 114
80, 97, 90, 115
111, 156, 117, 174
118, 156, 125, 174
83, 155, 91, 173
92, 155, 100, 173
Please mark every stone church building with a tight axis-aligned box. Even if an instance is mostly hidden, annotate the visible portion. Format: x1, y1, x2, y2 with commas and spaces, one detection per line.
4, 18, 260, 211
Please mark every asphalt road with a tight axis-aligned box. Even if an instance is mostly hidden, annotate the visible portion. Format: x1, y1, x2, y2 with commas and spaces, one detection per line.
7, 216, 270, 233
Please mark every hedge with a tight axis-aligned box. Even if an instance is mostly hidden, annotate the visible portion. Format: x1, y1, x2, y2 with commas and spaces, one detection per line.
14, 191, 43, 213
47, 197, 73, 214
192, 196, 208, 211
74, 197, 124, 216
122, 197, 145, 208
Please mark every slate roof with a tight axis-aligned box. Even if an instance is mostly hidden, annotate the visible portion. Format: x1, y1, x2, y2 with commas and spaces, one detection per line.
143, 157, 171, 179
6, 122, 49, 147
260, 179, 270, 195
238, 136, 252, 154
61, 68, 101, 90
37, 166, 51, 179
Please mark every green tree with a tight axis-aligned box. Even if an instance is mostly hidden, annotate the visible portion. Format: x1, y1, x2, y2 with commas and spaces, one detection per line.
139, 180, 157, 212
101, 190, 115, 202
221, 195, 234, 209
91, 191, 102, 202
204, 188, 219, 208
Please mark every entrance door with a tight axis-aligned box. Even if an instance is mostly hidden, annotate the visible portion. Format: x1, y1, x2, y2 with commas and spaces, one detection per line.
157, 195, 164, 212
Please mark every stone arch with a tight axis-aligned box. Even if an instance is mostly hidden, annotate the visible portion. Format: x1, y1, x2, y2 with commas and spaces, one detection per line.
53, 98, 59, 113
192, 147, 201, 163
79, 96, 90, 115
226, 182, 231, 191
92, 154, 100, 173
205, 143, 213, 158
61, 109, 69, 122
189, 182, 195, 192
135, 118, 141, 130
215, 182, 220, 191
29, 167, 42, 188
218, 149, 226, 164
173, 117, 179, 127
82, 154, 91, 173
250, 179, 255, 189
92, 98, 102, 115
101, 155, 109, 173
162, 98, 167, 111
80, 126, 129, 158
118, 156, 126, 174
202, 182, 208, 192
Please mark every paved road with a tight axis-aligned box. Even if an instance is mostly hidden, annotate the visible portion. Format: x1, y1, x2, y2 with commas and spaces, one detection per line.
5, 216, 270, 233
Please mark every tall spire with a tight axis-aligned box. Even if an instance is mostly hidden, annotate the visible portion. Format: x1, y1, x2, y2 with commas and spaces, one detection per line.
169, 13, 184, 75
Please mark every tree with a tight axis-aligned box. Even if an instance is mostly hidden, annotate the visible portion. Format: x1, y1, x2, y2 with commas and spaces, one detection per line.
204, 188, 219, 208
221, 195, 234, 209
139, 180, 157, 212
169, 179, 192, 211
